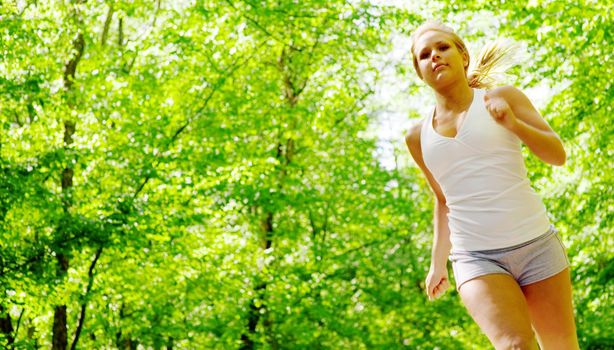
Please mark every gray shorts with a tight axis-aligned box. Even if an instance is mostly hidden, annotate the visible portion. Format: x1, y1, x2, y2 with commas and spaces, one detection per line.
449, 226, 570, 290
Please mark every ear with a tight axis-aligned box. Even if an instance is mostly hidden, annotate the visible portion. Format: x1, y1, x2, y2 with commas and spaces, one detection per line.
462, 51, 469, 69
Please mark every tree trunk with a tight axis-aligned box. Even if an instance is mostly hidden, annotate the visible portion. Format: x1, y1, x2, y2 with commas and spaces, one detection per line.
52, 306, 68, 350
52, 17, 85, 348
240, 280, 269, 350
241, 48, 302, 349
0, 305, 14, 346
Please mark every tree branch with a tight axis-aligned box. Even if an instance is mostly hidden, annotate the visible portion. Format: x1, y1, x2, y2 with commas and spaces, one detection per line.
224, 0, 303, 52
130, 39, 269, 201
101, 3, 114, 47
70, 246, 103, 350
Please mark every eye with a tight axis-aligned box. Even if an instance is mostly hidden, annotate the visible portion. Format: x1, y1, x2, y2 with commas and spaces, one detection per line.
439, 44, 450, 51
419, 52, 430, 60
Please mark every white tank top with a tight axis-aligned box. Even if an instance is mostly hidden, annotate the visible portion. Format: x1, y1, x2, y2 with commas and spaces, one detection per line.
420, 88, 551, 251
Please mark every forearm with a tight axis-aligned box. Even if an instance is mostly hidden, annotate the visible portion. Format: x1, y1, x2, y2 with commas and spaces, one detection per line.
510, 118, 566, 166
431, 199, 452, 270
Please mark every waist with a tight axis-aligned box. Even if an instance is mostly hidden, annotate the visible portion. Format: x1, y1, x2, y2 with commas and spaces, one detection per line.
447, 207, 552, 251
452, 225, 557, 254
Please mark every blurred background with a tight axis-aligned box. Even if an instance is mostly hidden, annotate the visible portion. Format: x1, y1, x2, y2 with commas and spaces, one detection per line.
0, 0, 611, 348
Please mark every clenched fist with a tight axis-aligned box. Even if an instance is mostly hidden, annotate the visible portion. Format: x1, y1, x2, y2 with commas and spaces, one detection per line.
484, 92, 518, 131
426, 265, 450, 301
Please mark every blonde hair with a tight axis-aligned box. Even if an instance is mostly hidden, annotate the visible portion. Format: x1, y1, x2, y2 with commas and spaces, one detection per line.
410, 21, 516, 89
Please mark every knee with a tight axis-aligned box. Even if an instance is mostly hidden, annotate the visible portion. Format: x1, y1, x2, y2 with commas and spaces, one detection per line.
495, 332, 538, 350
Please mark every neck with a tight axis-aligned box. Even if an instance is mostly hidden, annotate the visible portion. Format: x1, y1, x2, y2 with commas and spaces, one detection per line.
433, 81, 474, 113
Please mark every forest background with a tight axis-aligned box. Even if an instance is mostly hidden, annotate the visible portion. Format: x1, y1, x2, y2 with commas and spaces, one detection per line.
0, 0, 611, 349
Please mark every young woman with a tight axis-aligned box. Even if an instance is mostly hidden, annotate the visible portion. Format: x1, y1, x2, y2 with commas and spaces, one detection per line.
404, 21, 580, 350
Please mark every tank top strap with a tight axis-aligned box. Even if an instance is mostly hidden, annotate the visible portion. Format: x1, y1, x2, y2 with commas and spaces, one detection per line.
420, 107, 436, 146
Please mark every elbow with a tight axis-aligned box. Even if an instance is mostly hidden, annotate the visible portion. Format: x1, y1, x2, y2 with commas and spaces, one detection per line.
555, 142, 567, 166
551, 150, 566, 166
550, 139, 567, 166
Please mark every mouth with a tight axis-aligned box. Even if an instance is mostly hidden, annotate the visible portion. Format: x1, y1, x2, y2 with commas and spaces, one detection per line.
433, 63, 447, 72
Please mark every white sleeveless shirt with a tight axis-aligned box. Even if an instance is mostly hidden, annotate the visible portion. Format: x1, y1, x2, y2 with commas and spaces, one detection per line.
420, 89, 551, 251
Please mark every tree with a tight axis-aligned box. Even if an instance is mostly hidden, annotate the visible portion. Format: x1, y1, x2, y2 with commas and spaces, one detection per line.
0, 0, 610, 348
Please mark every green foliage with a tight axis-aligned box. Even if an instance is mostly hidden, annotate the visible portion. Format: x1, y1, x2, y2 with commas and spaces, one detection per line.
0, 0, 611, 349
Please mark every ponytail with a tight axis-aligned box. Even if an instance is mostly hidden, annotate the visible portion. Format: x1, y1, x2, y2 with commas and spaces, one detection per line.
467, 40, 518, 89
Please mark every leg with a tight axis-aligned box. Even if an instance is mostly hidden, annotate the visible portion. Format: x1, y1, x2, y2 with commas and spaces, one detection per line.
521, 268, 580, 350
459, 274, 538, 350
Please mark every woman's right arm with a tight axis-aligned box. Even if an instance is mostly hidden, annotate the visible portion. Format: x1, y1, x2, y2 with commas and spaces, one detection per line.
405, 122, 452, 301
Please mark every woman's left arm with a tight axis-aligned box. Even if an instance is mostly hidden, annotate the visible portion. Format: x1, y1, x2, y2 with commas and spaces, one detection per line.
484, 85, 566, 166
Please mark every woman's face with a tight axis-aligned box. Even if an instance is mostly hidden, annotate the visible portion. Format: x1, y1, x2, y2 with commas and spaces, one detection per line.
413, 30, 468, 88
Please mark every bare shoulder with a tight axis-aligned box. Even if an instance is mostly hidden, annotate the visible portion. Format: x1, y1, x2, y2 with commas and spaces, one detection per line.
488, 85, 555, 133
404, 119, 424, 148
403, 118, 446, 202
485, 85, 532, 105
405, 119, 426, 164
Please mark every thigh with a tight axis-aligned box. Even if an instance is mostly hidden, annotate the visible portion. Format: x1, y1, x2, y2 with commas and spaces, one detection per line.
521, 268, 580, 350
450, 249, 511, 291
459, 273, 538, 350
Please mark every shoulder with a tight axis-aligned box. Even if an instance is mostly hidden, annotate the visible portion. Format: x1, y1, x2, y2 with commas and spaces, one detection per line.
484, 85, 531, 105
404, 119, 424, 148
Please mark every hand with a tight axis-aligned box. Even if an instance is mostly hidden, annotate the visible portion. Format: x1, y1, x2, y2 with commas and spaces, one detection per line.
425, 265, 450, 301
484, 92, 517, 131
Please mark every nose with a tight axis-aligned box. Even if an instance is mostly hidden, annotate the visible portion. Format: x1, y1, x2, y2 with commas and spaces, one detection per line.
431, 50, 441, 61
